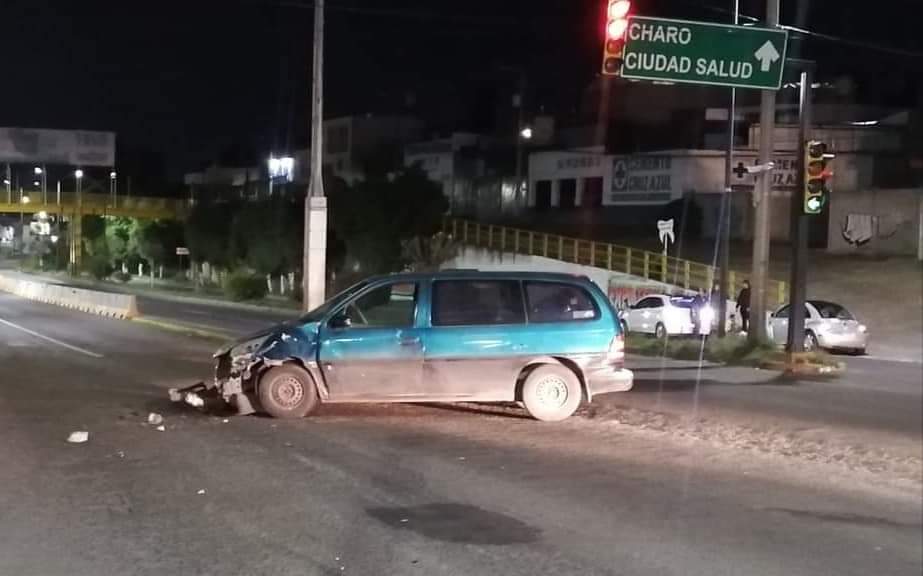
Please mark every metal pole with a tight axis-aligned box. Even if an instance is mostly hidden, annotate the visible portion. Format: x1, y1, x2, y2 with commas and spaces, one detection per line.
749, 0, 780, 343
513, 71, 526, 212
302, 0, 328, 312
787, 68, 812, 353
4, 164, 10, 204
42, 164, 47, 205
719, 0, 739, 337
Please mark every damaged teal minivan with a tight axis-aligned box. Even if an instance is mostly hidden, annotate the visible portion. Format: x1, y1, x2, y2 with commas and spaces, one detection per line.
172, 271, 632, 422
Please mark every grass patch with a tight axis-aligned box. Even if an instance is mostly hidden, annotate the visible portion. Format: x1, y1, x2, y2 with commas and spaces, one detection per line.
626, 333, 840, 370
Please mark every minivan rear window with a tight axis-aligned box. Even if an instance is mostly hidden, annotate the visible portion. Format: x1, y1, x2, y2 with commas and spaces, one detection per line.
525, 281, 599, 323
432, 280, 526, 326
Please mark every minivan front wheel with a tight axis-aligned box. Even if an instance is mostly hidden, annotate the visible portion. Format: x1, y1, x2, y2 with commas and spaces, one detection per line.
521, 365, 582, 422
258, 365, 318, 419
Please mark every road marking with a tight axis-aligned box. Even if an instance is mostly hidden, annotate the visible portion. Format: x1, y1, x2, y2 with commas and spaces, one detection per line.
0, 317, 104, 358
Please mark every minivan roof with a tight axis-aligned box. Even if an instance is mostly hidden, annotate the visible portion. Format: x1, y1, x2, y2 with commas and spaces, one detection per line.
368, 270, 594, 283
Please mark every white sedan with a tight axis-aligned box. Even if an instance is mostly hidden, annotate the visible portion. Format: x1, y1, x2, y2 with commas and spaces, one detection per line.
768, 300, 869, 354
620, 294, 714, 338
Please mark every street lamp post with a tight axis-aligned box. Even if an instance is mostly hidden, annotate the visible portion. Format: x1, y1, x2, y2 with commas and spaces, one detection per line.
19, 190, 30, 255
34, 166, 46, 205
515, 126, 533, 211
110, 171, 117, 207
4, 163, 10, 204
71, 169, 84, 275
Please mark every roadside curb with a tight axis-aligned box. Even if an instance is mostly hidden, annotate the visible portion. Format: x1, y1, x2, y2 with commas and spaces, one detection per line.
131, 316, 233, 342
6, 269, 298, 317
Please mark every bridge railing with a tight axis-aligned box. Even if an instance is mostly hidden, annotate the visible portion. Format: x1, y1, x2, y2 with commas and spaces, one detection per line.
445, 217, 788, 307
0, 193, 188, 219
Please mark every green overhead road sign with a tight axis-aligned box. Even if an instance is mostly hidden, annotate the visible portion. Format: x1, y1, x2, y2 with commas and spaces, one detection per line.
620, 16, 788, 90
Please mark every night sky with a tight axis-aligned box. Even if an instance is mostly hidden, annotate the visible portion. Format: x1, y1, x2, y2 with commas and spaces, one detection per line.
2, 0, 920, 190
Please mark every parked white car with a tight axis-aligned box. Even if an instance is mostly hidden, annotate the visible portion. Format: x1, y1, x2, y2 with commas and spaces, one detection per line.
620, 294, 714, 338
768, 300, 868, 354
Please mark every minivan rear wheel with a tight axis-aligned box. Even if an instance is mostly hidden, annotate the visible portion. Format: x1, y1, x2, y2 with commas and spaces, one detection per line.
521, 365, 582, 422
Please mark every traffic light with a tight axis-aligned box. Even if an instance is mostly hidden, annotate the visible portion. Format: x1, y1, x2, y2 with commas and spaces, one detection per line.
803, 140, 834, 215
602, 1, 632, 76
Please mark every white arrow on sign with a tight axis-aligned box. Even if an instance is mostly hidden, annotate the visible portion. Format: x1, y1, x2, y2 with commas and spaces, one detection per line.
753, 40, 781, 72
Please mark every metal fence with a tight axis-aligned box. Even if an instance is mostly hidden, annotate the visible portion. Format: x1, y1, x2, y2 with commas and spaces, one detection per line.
445, 217, 788, 307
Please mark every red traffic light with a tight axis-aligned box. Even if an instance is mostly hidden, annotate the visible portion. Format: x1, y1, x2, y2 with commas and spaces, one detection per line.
602, 0, 632, 76
608, 0, 631, 20
607, 18, 629, 40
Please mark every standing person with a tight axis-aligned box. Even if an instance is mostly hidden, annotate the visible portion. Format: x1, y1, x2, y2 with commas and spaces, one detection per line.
737, 280, 751, 333
690, 291, 707, 336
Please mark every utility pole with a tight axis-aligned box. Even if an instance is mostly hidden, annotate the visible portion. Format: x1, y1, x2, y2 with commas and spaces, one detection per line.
719, 0, 739, 337
749, 0, 780, 343
302, 0, 328, 312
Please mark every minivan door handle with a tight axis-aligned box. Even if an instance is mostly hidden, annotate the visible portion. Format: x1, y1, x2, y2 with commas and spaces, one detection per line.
398, 336, 421, 346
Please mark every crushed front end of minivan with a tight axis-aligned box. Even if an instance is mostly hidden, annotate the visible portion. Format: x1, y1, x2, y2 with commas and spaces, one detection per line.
169, 322, 322, 415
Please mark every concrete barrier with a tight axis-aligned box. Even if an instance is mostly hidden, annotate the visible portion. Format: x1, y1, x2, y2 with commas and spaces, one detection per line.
0, 274, 139, 319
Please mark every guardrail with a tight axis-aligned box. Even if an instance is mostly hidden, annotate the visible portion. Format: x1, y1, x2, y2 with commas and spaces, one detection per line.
445, 218, 788, 307
0, 274, 139, 319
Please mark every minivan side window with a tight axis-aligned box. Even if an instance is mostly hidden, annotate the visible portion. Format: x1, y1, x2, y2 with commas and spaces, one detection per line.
525, 282, 599, 323
432, 280, 525, 326
343, 282, 417, 328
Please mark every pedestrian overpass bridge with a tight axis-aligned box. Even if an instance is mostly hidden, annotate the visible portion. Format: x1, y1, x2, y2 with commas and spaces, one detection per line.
0, 192, 187, 220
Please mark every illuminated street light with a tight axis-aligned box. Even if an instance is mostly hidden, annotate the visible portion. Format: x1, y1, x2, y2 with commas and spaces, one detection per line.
22, 195, 30, 204
51, 235, 59, 244
520, 127, 533, 140
75, 169, 84, 179
33, 180, 41, 187
34, 166, 43, 175
110, 171, 116, 179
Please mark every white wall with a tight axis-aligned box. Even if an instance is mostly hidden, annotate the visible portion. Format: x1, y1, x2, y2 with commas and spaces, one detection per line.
827, 188, 923, 256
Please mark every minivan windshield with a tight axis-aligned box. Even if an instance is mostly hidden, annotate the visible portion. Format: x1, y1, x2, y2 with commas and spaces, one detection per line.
299, 279, 373, 323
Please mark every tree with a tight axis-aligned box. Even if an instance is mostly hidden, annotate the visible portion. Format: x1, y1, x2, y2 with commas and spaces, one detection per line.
228, 195, 301, 276
185, 197, 237, 267
81, 215, 108, 258
329, 165, 447, 274
134, 219, 184, 271
401, 232, 458, 272
106, 217, 138, 269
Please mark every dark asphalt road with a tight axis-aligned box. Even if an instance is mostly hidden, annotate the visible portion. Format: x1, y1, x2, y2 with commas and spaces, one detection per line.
1, 292, 922, 575
134, 292, 296, 336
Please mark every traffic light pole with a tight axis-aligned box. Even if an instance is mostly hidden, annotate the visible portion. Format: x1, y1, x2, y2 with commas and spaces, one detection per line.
749, 0, 780, 344
718, 0, 740, 338
786, 66, 813, 353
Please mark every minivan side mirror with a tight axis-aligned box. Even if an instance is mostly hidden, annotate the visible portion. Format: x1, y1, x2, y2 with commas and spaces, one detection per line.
329, 313, 352, 330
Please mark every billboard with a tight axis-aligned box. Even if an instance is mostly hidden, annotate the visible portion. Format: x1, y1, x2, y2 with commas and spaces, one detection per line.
0, 127, 115, 166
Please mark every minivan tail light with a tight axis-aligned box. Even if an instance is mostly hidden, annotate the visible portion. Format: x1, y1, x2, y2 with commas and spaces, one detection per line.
608, 333, 625, 365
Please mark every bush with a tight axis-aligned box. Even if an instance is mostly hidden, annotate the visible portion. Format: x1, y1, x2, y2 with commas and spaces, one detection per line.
116, 271, 133, 283
625, 333, 780, 366
86, 255, 113, 281
224, 269, 268, 301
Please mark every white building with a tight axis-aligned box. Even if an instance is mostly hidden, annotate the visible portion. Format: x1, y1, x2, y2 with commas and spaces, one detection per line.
527, 123, 899, 241
403, 133, 483, 207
